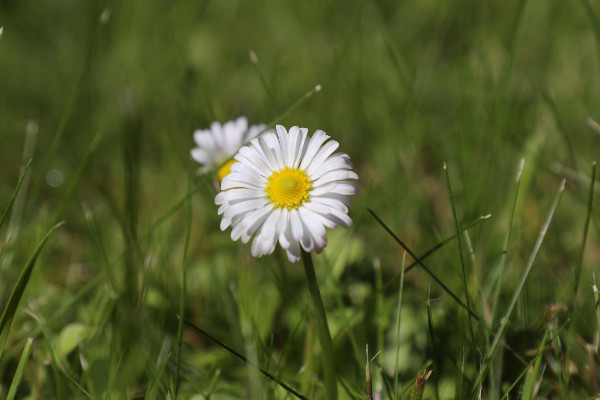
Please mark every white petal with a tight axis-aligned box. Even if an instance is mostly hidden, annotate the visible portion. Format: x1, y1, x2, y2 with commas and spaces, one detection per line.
290, 209, 303, 241
276, 125, 290, 166
308, 196, 348, 213
299, 130, 329, 170
193, 130, 216, 149
292, 128, 309, 168
285, 240, 301, 263
299, 207, 327, 252
312, 169, 359, 187
305, 140, 339, 177
237, 146, 272, 176
190, 148, 213, 165
232, 205, 273, 243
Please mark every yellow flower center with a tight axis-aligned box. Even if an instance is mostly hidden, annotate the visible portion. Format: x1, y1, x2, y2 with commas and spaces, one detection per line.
217, 159, 237, 181
265, 167, 312, 209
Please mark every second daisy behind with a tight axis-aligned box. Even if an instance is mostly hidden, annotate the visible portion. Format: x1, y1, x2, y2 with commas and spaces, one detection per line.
215, 125, 358, 262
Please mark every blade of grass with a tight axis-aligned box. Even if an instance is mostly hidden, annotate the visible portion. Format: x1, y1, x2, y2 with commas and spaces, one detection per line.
367, 207, 481, 321
183, 318, 309, 400
382, 215, 491, 292
491, 158, 525, 327
0, 221, 64, 360
594, 274, 600, 354
174, 177, 192, 399
444, 163, 475, 344
144, 352, 171, 400
373, 258, 384, 398
1, 124, 37, 279
426, 287, 441, 400
249, 50, 275, 112
471, 178, 566, 395
501, 320, 568, 399
393, 252, 407, 400
410, 369, 433, 400
5, 337, 33, 400
488, 158, 524, 400
28, 10, 108, 207
0, 159, 31, 232
521, 325, 550, 400
51, 134, 101, 224
573, 162, 596, 299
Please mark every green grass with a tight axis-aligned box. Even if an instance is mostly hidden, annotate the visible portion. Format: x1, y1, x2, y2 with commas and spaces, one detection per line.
1, 0, 600, 398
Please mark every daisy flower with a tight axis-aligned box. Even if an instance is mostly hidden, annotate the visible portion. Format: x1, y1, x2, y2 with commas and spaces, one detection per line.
215, 125, 358, 262
190, 116, 269, 181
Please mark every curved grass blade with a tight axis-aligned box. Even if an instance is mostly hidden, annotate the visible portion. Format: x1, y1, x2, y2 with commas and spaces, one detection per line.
0, 159, 31, 232
182, 318, 309, 400
471, 179, 566, 395
367, 207, 481, 321
5, 337, 33, 400
0, 221, 64, 359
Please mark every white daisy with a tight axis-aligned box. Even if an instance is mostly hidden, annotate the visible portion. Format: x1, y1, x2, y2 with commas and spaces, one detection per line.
215, 125, 358, 262
190, 116, 269, 181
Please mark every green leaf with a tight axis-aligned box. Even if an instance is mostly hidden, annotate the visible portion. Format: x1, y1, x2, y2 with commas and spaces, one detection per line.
56, 323, 92, 358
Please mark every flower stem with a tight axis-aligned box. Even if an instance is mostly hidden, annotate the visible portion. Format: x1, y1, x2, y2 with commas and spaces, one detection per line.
301, 249, 337, 400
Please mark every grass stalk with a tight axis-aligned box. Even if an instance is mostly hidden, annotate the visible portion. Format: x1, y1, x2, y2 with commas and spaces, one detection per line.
572, 161, 596, 299
491, 158, 525, 328
0, 221, 64, 359
5, 337, 33, 400
0, 159, 31, 232
174, 177, 193, 398
301, 250, 337, 400
183, 318, 308, 400
392, 252, 407, 400
471, 178, 566, 394
368, 208, 481, 321
443, 163, 475, 344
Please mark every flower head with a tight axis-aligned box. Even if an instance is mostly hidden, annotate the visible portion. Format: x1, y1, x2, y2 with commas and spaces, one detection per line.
190, 117, 268, 180
216, 125, 358, 262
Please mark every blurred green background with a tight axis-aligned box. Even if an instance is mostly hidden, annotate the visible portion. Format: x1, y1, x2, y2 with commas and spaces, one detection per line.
1, 0, 600, 398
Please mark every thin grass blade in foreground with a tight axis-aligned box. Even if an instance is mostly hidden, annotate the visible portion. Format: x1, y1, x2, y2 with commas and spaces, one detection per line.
5, 337, 33, 400
0, 221, 64, 359
0, 159, 31, 232
382, 215, 490, 291
367, 207, 481, 321
572, 161, 596, 299
174, 178, 192, 399
443, 163, 475, 343
488, 158, 525, 400
471, 178, 566, 395
393, 252, 407, 400
521, 325, 550, 400
182, 318, 309, 400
